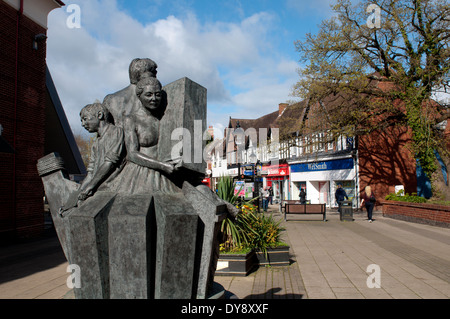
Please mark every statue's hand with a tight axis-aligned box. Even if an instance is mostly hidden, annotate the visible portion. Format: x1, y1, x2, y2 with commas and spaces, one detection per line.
78, 186, 93, 201
161, 162, 175, 175
173, 158, 183, 171
165, 158, 183, 174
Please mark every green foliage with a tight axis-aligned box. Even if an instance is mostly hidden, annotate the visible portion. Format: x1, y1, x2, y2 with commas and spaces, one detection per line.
217, 175, 241, 204
240, 211, 286, 256
385, 190, 427, 203
216, 176, 244, 249
404, 87, 440, 180
215, 178, 286, 255
218, 245, 252, 255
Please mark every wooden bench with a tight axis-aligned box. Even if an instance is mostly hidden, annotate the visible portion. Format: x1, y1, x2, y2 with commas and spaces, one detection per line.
281, 201, 326, 221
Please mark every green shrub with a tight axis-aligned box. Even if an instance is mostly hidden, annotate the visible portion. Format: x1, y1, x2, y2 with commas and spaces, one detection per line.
216, 175, 285, 254
241, 212, 286, 254
385, 190, 427, 203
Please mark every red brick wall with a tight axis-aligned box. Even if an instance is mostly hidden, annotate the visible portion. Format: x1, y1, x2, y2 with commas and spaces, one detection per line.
358, 125, 417, 202
381, 200, 450, 228
0, 1, 47, 240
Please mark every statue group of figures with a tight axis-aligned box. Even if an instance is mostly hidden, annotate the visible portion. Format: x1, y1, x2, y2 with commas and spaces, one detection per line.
37, 58, 237, 299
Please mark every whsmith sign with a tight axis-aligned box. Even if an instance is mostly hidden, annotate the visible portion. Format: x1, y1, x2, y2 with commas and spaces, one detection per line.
291, 158, 354, 173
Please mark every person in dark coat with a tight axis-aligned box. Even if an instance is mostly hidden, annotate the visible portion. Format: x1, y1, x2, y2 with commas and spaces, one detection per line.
335, 184, 348, 213
299, 188, 307, 204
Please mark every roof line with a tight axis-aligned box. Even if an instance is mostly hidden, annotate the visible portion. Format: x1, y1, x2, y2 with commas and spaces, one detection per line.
46, 65, 86, 175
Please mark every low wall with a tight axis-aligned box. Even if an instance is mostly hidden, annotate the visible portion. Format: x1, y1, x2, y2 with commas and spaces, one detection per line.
380, 200, 450, 228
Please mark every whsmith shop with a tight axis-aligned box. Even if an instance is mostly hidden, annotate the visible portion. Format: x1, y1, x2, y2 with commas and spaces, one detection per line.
287, 155, 359, 208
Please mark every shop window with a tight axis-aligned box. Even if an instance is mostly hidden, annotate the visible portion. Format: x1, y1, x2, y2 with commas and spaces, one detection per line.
334, 180, 356, 206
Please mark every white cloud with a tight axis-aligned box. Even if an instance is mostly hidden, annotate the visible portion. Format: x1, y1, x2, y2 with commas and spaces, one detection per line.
46, 0, 299, 134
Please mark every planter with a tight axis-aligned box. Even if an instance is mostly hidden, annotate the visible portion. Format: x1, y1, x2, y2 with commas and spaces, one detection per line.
256, 245, 290, 266
216, 250, 258, 276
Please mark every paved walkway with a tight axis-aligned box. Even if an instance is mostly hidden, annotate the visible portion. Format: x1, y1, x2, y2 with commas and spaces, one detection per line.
216, 206, 450, 299
1, 205, 450, 299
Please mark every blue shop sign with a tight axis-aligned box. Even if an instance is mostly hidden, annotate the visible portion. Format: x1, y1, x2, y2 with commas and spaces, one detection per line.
291, 158, 354, 173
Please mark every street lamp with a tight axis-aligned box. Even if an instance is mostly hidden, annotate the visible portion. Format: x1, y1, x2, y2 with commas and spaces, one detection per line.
234, 121, 245, 202
249, 150, 260, 213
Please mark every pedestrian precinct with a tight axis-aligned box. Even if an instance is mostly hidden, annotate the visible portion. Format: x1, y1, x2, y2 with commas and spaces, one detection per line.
360, 185, 376, 222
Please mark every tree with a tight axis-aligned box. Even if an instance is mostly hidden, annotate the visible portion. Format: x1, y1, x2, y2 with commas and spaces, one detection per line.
293, 0, 450, 190
74, 133, 93, 169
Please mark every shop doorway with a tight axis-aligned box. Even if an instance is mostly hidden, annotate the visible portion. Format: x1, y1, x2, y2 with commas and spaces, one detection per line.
319, 181, 328, 205
273, 181, 283, 203
269, 178, 289, 203
292, 182, 306, 200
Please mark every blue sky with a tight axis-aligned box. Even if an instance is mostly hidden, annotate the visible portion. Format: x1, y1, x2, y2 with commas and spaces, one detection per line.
46, 0, 335, 138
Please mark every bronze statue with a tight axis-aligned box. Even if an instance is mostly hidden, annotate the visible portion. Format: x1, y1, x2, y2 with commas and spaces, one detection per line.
37, 58, 230, 299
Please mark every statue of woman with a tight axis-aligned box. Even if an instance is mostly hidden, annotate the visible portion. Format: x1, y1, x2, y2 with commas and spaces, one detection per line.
110, 77, 180, 194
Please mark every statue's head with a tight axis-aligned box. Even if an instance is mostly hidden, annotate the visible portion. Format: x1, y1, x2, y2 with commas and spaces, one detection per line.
129, 58, 158, 85
80, 102, 112, 133
136, 77, 167, 119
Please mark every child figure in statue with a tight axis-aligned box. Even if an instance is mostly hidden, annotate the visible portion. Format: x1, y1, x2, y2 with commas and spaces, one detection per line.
78, 103, 125, 201
59, 103, 125, 214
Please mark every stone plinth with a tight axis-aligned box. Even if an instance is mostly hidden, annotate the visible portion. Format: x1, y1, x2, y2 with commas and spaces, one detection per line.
160, 77, 207, 175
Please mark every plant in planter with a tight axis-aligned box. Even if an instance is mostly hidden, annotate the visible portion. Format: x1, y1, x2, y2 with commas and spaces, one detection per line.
215, 176, 258, 275
215, 176, 290, 274
216, 175, 245, 251
243, 210, 290, 266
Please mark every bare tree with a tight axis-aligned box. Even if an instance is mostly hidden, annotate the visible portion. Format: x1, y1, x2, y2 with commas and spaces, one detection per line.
293, 0, 450, 186
74, 133, 94, 169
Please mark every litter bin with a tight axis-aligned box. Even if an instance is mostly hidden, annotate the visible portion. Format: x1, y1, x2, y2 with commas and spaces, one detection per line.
339, 200, 353, 221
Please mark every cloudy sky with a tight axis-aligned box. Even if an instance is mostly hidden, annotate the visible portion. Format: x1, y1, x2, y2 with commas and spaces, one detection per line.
46, 0, 335, 138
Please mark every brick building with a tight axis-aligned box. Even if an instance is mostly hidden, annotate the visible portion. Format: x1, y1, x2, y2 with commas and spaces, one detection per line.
218, 82, 449, 207
0, 0, 85, 241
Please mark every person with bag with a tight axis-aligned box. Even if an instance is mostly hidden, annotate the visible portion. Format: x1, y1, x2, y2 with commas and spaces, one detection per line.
360, 185, 376, 222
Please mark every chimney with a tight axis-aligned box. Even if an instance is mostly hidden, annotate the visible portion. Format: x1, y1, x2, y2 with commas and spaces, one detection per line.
279, 103, 288, 116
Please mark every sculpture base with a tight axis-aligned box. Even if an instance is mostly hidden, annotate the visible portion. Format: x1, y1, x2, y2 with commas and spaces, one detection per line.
64, 282, 230, 300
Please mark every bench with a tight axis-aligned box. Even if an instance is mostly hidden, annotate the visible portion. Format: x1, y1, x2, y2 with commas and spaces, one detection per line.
281, 200, 326, 221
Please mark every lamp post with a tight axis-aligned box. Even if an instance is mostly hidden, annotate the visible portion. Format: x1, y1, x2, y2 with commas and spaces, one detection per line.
249, 150, 260, 213
234, 121, 245, 202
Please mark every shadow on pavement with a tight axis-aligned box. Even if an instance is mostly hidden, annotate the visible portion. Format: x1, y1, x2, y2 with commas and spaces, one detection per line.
0, 231, 67, 284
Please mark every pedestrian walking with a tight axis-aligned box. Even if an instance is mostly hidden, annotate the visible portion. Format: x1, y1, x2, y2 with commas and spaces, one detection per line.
335, 184, 348, 213
361, 185, 376, 222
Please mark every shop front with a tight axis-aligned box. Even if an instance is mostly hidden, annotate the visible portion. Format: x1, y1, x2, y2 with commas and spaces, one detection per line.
264, 164, 290, 203
289, 157, 357, 207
